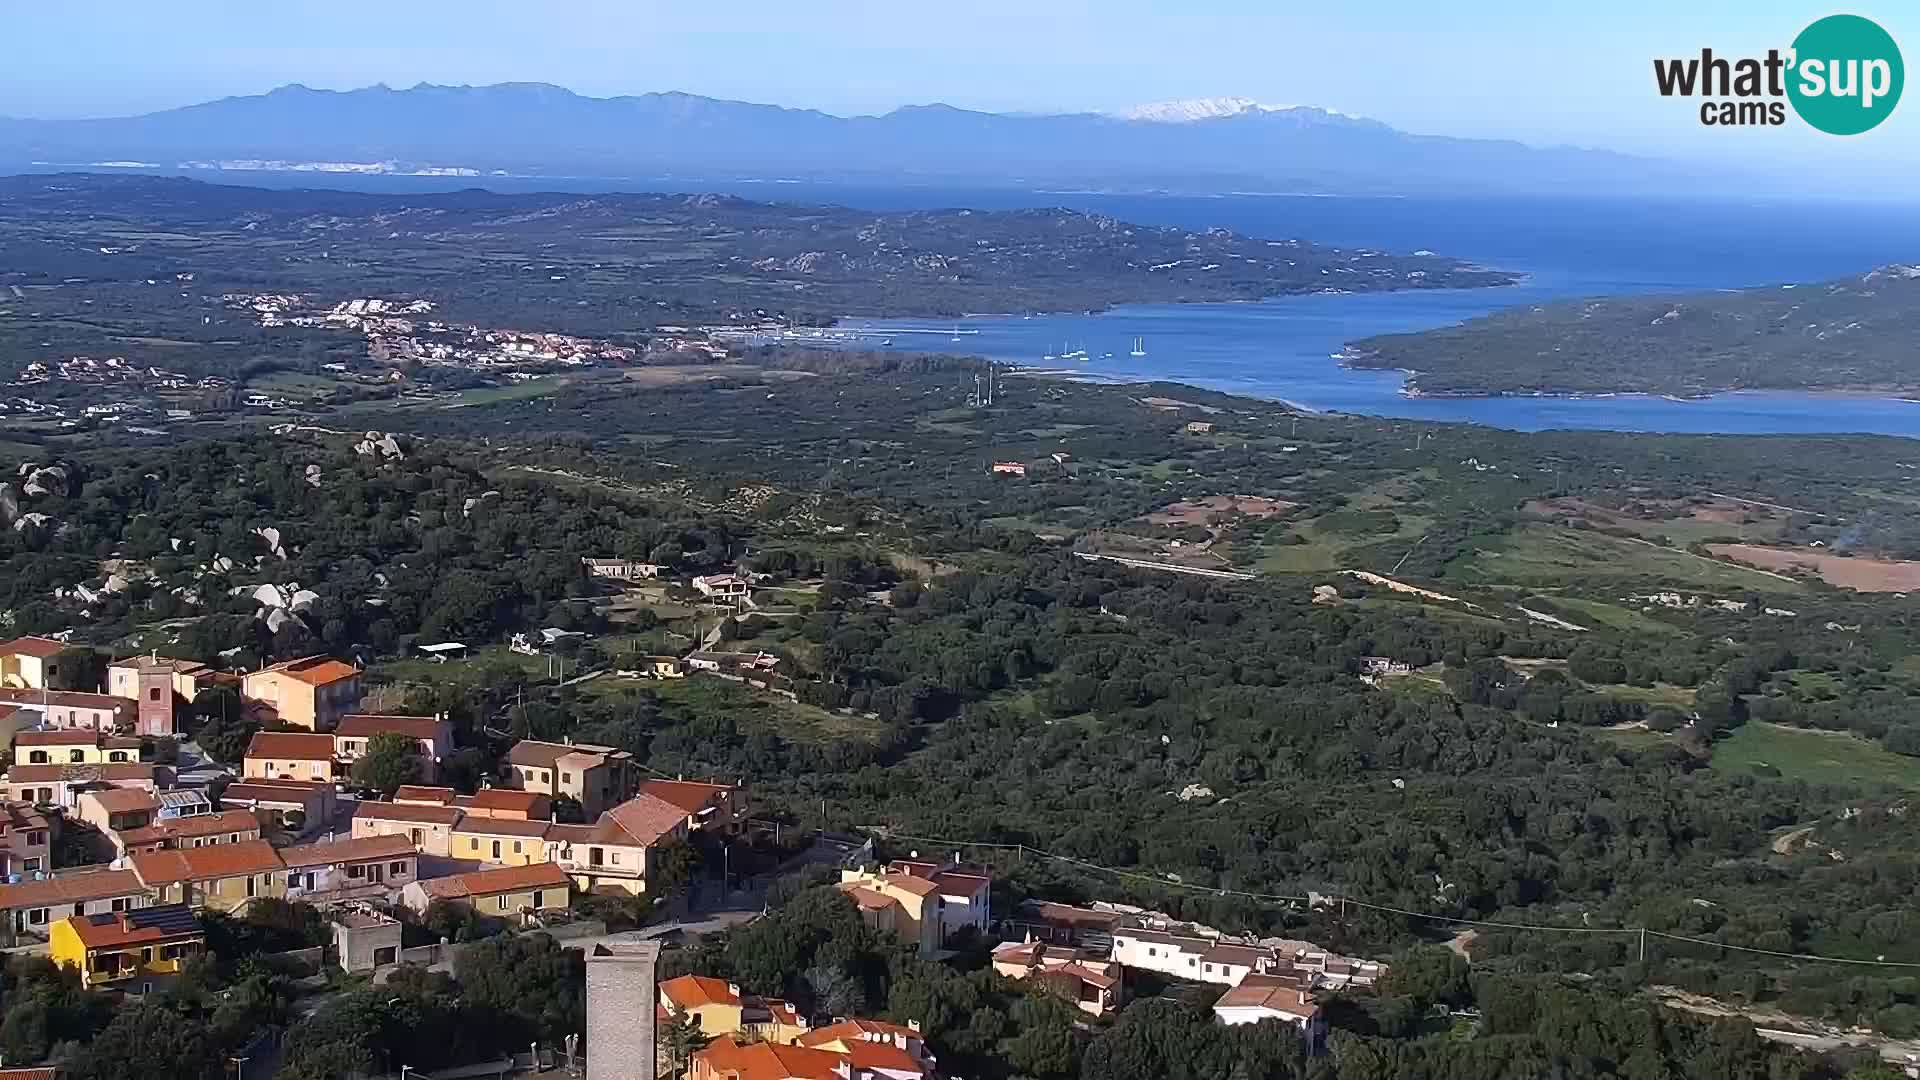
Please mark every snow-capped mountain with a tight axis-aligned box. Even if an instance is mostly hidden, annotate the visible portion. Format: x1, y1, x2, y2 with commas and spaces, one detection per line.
0, 82, 1692, 197
1114, 97, 1354, 123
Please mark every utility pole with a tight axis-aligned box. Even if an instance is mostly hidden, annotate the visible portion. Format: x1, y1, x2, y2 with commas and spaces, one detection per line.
1638, 927, 1647, 964
229, 1057, 250, 1080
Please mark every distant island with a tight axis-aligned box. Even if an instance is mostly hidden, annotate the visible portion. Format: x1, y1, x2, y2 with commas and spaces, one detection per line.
1344, 265, 1920, 398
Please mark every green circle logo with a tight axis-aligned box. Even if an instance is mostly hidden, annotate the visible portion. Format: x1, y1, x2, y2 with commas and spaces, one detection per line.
1788, 14, 1904, 135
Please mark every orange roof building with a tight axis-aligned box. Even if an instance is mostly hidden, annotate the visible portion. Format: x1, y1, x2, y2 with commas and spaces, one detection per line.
240, 656, 364, 730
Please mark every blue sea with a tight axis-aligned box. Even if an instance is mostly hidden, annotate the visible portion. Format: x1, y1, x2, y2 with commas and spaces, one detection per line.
50, 167, 1920, 435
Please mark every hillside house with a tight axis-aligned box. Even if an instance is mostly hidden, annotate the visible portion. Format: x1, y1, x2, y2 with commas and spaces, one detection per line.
1213, 972, 1326, 1044
639, 778, 745, 836
350, 800, 463, 857
127, 840, 287, 913
242, 731, 337, 783
400, 861, 571, 924
583, 558, 662, 581
502, 739, 636, 819
1, 763, 171, 808
11, 729, 141, 766
0, 687, 137, 732
112, 809, 262, 857
106, 655, 212, 737
49, 903, 204, 993
990, 461, 1027, 477
545, 792, 689, 896
0, 637, 68, 690
0, 868, 150, 947
333, 713, 453, 781
990, 939, 1124, 1016
281, 834, 417, 904
0, 802, 52, 877
240, 655, 363, 730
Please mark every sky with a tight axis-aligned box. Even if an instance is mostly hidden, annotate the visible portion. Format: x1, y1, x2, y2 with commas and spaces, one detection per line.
4, 0, 1914, 174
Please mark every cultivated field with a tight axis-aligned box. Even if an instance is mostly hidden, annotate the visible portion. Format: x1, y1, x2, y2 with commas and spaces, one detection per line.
1707, 544, 1920, 593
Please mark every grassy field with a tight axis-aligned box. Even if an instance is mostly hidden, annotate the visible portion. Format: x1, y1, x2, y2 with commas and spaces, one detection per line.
643, 675, 886, 743
1711, 722, 1920, 790
1464, 525, 1804, 593
1535, 596, 1690, 637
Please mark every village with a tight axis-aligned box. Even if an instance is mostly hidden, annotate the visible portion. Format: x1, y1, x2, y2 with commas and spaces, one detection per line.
0, 617, 1384, 1080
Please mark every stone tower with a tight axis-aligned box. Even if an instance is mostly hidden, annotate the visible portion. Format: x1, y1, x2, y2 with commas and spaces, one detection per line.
586, 938, 661, 1080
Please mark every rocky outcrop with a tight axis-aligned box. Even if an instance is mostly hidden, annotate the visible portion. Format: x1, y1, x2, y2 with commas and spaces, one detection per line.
19, 464, 69, 498
353, 431, 405, 460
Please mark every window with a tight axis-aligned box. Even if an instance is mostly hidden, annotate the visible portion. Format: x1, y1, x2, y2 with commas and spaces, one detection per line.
609, 851, 620, 865
69, 750, 85, 763
110, 752, 129, 762
141, 947, 153, 964
540, 770, 551, 783
492, 840, 502, 859
27, 830, 46, 846
111, 898, 127, 912
390, 861, 405, 876
532, 889, 545, 907
1146, 947, 1156, 957
148, 687, 162, 702
349, 864, 365, 878
496, 896, 508, 911
28, 908, 47, 925
1204, 964, 1213, 974
1188, 958, 1197, 967
411, 829, 423, 845
512, 841, 522, 854
560, 772, 571, 784
246, 876, 257, 898
28, 751, 48, 765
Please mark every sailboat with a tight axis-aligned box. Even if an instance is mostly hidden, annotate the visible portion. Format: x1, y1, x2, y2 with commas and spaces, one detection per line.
1130, 336, 1147, 357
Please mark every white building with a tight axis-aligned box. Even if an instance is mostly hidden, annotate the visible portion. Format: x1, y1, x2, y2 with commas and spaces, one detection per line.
1109, 925, 1266, 986
1213, 973, 1324, 1032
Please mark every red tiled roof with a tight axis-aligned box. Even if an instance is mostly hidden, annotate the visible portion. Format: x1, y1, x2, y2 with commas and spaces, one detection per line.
128, 839, 283, 885
393, 785, 457, 804
601, 793, 689, 847
354, 801, 464, 826
0, 869, 146, 911
12, 729, 103, 747
693, 1039, 847, 1080
801, 1018, 923, 1046
6, 763, 161, 784
116, 809, 260, 848
505, 739, 619, 769
220, 781, 329, 806
82, 787, 159, 814
452, 817, 553, 838
334, 714, 446, 740
0, 1067, 60, 1080
244, 731, 335, 761
455, 788, 547, 814
1, 636, 70, 659
279, 834, 416, 869
638, 778, 733, 815
0, 686, 135, 712
660, 974, 740, 1009
251, 655, 360, 687
1215, 973, 1319, 1017
417, 861, 570, 900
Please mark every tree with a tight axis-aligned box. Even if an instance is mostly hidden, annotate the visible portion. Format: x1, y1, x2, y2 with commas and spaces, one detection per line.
189, 687, 254, 764
650, 838, 700, 895
70, 1001, 218, 1080
351, 731, 424, 797
658, 1013, 705, 1077
454, 933, 586, 1048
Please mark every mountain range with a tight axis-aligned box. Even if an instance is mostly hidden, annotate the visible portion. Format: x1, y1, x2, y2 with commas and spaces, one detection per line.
0, 82, 1701, 196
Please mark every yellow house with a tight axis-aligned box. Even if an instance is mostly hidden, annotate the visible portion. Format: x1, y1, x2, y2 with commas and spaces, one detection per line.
240, 656, 363, 730
0, 636, 69, 690
126, 839, 287, 913
241, 731, 337, 783
837, 868, 942, 956
544, 793, 688, 897
660, 975, 811, 1045
501, 739, 636, 818
49, 903, 204, 991
452, 817, 552, 867
400, 862, 571, 924
10, 730, 143, 767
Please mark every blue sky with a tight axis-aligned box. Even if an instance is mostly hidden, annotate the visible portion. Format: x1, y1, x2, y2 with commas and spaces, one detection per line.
5, 1, 1913, 171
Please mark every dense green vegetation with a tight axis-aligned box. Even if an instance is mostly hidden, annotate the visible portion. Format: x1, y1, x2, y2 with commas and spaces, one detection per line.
1347, 265, 1920, 396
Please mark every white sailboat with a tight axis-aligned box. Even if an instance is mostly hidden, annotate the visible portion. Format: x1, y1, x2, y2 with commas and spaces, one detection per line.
1130, 336, 1147, 357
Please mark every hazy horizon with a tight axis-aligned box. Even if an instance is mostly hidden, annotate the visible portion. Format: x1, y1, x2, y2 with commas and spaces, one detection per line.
5, 1, 1915, 186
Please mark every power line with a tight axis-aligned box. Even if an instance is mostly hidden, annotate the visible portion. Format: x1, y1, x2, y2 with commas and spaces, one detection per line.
869, 828, 1920, 968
